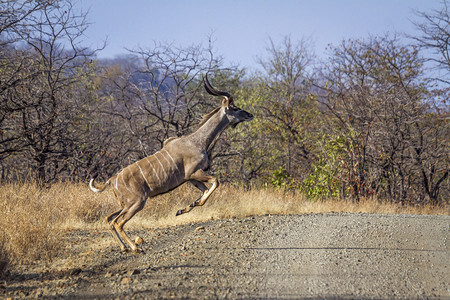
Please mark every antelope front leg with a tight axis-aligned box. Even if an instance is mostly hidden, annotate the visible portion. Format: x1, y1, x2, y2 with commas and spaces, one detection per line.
176, 171, 218, 216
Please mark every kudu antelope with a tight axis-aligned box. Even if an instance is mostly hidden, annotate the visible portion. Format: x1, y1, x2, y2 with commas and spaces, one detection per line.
89, 75, 253, 252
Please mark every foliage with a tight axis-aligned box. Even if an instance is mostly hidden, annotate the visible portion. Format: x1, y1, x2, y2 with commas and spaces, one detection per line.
320, 34, 448, 204
268, 167, 297, 191
301, 135, 347, 199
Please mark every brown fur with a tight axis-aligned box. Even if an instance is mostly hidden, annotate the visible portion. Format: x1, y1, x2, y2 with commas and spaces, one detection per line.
89, 90, 253, 252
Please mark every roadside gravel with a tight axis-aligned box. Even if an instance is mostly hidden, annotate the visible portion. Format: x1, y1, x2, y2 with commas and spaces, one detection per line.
1, 213, 449, 299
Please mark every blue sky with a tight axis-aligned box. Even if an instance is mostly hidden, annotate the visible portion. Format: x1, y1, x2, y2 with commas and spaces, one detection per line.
80, 0, 443, 70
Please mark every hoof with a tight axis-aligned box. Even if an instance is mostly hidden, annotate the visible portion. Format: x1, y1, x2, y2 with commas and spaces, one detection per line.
176, 210, 183, 216
133, 247, 144, 254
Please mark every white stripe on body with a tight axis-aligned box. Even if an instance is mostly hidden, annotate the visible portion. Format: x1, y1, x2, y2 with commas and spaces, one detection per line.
119, 168, 141, 197
113, 173, 123, 197
161, 149, 181, 185
136, 161, 152, 191
162, 149, 180, 174
146, 156, 162, 186
115, 173, 119, 190
154, 151, 169, 181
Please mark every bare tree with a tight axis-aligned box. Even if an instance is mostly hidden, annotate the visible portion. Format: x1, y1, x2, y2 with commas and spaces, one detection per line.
0, 0, 102, 182
0, 0, 45, 38
412, 0, 450, 84
133, 41, 224, 142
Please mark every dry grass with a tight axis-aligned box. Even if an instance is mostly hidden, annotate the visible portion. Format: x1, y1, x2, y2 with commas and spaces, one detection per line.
0, 183, 62, 268
133, 184, 449, 228
0, 181, 448, 274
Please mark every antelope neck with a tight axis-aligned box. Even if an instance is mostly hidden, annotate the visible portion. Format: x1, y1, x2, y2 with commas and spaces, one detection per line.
190, 108, 229, 151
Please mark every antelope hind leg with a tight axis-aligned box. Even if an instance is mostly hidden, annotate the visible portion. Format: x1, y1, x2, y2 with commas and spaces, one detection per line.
112, 200, 146, 253
106, 209, 128, 252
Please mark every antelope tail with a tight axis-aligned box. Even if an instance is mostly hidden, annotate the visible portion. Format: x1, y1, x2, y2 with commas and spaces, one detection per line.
89, 178, 111, 193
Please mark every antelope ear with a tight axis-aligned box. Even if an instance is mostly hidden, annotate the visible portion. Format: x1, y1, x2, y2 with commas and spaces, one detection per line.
221, 97, 234, 107
222, 97, 230, 107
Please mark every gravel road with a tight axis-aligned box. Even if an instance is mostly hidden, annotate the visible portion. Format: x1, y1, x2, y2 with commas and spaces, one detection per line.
2, 213, 449, 299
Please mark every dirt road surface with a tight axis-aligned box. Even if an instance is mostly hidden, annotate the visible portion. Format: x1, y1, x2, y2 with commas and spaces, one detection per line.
2, 213, 449, 299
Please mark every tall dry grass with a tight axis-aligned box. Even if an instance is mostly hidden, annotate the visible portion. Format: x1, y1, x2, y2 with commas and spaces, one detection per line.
1, 181, 448, 274
0, 183, 62, 271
